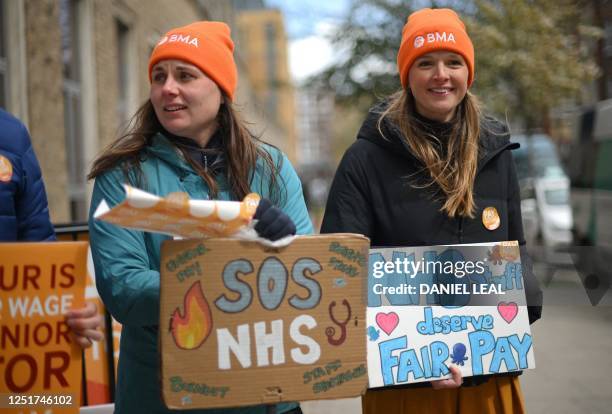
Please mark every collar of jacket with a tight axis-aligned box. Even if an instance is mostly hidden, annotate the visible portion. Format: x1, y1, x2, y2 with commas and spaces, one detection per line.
145, 132, 196, 174
167, 129, 225, 174
357, 101, 519, 170
145, 131, 226, 174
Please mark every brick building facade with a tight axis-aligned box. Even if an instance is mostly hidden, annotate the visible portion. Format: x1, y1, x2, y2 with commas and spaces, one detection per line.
0, 0, 286, 223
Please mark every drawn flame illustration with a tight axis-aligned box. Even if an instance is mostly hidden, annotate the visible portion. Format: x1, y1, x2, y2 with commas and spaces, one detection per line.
170, 281, 213, 350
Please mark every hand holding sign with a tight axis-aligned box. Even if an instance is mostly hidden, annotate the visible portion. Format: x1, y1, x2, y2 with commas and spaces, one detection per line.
431, 364, 463, 389
253, 198, 296, 241
65, 301, 104, 348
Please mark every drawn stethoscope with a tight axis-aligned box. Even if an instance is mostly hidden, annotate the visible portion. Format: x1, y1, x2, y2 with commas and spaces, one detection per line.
326, 299, 352, 346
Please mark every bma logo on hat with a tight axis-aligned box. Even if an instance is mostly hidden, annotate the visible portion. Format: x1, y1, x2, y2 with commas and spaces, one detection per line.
416, 32, 456, 47
157, 33, 199, 47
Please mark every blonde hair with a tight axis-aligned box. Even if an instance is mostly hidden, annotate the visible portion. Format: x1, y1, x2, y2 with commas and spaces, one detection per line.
377, 89, 482, 218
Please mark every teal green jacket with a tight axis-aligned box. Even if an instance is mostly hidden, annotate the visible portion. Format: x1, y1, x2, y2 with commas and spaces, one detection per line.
88, 134, 313, 414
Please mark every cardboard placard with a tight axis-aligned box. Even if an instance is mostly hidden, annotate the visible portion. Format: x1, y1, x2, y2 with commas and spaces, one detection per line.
159, 235, 369, 410
83, 245, 122, 406
82, 293, 122, 405
0, 242, 88, 413
366, 242, 535, 387
56, 230, 122, 407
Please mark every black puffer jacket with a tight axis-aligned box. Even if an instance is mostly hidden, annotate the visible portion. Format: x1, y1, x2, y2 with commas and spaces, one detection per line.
321, 103, 542, 324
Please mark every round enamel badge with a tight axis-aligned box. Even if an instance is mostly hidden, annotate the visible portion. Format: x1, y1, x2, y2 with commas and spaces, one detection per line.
0, 155, 13, 182
482, 206, 500, 231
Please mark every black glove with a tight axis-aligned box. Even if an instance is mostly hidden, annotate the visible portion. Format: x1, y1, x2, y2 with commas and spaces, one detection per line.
254, 198, 297, 241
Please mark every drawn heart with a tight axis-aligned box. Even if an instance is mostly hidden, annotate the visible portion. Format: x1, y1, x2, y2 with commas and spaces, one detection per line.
497, 302, 518, 323
375, 312, 399, 336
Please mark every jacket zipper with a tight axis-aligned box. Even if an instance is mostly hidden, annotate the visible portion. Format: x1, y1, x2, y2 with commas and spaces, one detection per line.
202, 153, 208, 172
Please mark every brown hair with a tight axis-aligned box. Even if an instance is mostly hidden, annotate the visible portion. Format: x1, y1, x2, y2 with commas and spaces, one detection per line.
88, 96, 283, 203
377, 89, 482, 218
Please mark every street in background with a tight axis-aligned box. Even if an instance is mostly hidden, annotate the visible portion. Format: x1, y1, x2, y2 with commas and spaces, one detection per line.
512, 134, 573, 248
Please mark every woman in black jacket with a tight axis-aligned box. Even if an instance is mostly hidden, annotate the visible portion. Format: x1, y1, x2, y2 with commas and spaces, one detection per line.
321, 7, 542, 414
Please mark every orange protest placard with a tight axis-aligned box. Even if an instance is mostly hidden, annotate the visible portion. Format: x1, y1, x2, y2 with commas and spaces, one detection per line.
0, 242, 88, 414
82, 251, 122, 406
57, 230, 120, 406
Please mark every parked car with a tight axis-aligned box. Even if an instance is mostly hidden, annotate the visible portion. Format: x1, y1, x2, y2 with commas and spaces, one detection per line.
519, 186, 539, 247
533, 176, 573, 247
569, 100, 612, 250
512, 134, 573, 247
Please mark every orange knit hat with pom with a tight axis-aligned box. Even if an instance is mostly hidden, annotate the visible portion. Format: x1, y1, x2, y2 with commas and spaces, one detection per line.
397, 8, 474, 89
148, 21, 237, 101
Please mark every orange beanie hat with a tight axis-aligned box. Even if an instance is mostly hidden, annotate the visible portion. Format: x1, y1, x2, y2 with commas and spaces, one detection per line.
397, 8, 474, 89
148, 21, 237, 101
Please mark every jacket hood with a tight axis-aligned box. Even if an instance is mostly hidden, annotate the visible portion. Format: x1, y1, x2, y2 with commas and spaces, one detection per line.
356, 101, 518, 162
146, 133, 191, 172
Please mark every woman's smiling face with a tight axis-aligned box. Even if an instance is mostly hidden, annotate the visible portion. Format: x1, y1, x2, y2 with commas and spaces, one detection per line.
408, 51, 469, 122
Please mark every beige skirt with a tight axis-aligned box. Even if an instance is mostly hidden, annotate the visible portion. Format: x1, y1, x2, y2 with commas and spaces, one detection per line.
362, 376, 525, 414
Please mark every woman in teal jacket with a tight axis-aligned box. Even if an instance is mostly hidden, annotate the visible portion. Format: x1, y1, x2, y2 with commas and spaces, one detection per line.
88, 21, 312, 414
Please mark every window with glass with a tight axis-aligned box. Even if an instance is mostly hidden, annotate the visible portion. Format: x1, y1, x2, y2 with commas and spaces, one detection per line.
116, 19, 130, 129
60, 0, 86, 221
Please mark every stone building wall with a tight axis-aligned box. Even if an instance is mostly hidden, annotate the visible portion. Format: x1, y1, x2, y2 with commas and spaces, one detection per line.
24, 0, 70, 222
19, 0, 289, 223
